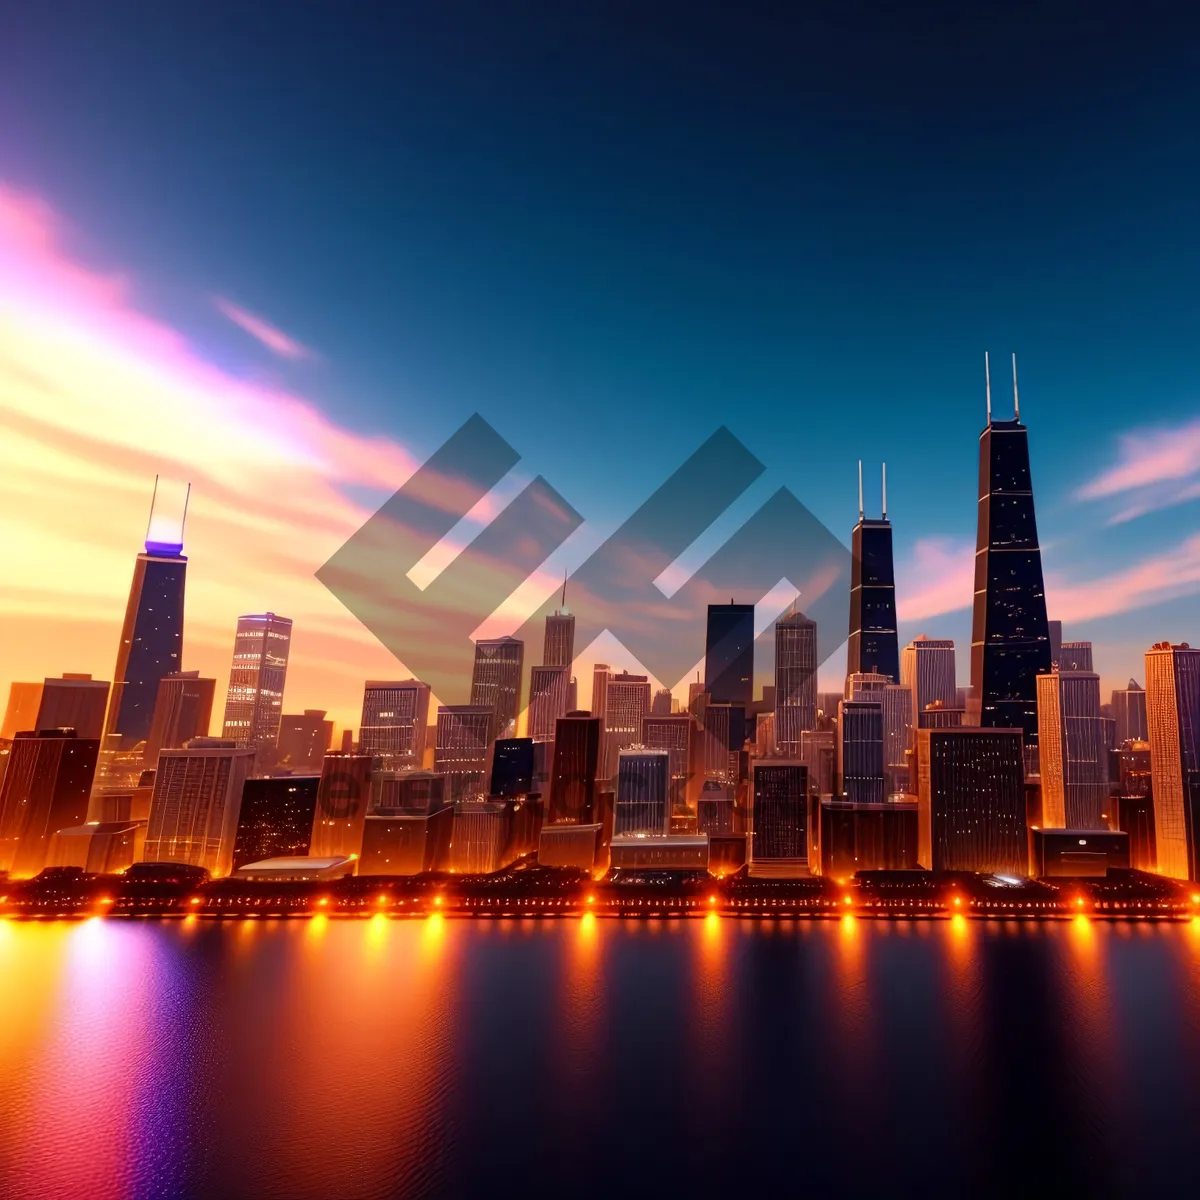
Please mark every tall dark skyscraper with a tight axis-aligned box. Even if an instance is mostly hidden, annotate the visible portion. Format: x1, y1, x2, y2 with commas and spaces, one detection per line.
104, 486, 189, 751
847, 462, 899, 684
705, 602, 754, 706
231, 775, 321, 870
548, 712, 601, 824
775, 609, 817, 754
969, 354, 1052, 745
143, 671, 215, 767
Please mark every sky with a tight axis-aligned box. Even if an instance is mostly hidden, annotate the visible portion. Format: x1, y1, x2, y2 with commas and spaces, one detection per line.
2, 0, 1200, 733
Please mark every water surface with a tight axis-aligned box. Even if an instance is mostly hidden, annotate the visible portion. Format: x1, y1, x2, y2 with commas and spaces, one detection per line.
1, 915, 1198, 1199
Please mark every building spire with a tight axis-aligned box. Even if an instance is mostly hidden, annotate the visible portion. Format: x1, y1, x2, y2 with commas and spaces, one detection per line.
857, 459, 864, 521
985, 350, 992, 424
881, 462, 887, 520
561, 568, 567, 611
1012, 352, 1020, 422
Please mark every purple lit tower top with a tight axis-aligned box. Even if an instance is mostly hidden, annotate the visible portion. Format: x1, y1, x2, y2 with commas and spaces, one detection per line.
103, 478, 190, 751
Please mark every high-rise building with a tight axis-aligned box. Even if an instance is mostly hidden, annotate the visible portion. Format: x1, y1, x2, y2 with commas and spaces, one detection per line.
701, 702, 745, 785
104, 498, 188, 751
220, 613, 293, 751
1048, 620, 1063, 669
274, 709, 334, 772
33, 674, 110, 740
144, 671, 216, 767
651, 688, 674, 716
308, 751, 377, 860
1036, 670, 1109, 829
847, 462, 899, 684
882, 684, 913, 795
528, 666, 572, 741
1, 682, 43, 741
1058, 641, 1093, 672
604, 672, 652, 778
231, 775, 321, 870
775, 610, 817, 754
613, 747, 670, 836
916, 726, 1027, 875
592, 664, 610, 726
358, 680, 430, 767
901, 637, 957, 721
642, 713, 693, 816
543, 609, 576, 669
434, 706, 494, 805
143, 737, 255, 876
837, 700, 885, 805
969, 355, 1052, 743
1145, 642, 1200, 880
0, 729, 100, 877
705, 602, 754, 706
470, 637, 524, 736
490, 737, 536, 798
751, 761, 808, 863
800, 729, 836, 797
547, 712, 601, 825
1111, 680, 1149, 745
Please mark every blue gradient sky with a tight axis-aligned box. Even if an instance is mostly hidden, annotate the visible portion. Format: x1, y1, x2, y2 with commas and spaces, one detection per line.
3, 0, 1200, 697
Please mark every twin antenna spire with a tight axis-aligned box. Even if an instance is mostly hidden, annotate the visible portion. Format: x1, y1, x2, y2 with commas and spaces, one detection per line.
857, 460, 888, 522
984, 351, 1021, 424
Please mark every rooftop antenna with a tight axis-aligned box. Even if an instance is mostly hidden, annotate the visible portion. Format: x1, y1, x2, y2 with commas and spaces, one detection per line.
144, 474, 160, 544
857, 460, 864, 521
180, 482, 192, 545
560, 568, 567, 611
881, 462, 887, 520
985, 351, 992, 424
1012, 352, 1020, 422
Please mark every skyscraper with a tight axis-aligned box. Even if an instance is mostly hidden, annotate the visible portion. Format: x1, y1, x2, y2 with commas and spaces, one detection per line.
143, 737, 255, 876
837, 700, 885, 804
309, 750, 378, 860
548, 712, 601, 825
651, 688, 674, 716
489, 737, 536, 798
916, 726, 1027, 875
1145, 642, 1200, 880
1, 683, 43, 741
358, 680, 431, 766
104, 488, 189, 751
35, 674, 110, 740
543, 609, 576, 669
705, 602, 754, 706
642, 712, 694, 816
275, 709, 334, 772
1036, 670, 1109, 829
0, 729, 100, 877
221, 613, 293, 751
434, 705, 494, 804
775, 609, 817, 754
901, 637, 958, 719
604, 672, 652, 778
969, 354, 1052, 744
144, 671, 216, 767
528, 665, 572, 741
470, 637, 524, 736
1058, 641, 1094, 672
847, 461, 899, 684
1112, 680, 1149, 745
750, 761, 808, 864
613, 747, 670, 836
231, 775, 321, 870
592, 664, 610, 725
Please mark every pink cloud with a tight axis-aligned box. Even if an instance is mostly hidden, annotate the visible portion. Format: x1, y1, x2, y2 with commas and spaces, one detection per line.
213, 295, 316, 361
1077, 418, 1200, 502
896, 537, 975, 621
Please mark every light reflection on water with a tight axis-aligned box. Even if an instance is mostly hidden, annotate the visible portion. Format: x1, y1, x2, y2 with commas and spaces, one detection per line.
1, 917, 1199, 1198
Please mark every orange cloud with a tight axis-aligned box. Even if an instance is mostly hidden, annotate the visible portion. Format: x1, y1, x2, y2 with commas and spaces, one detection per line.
0, 183, 420, 732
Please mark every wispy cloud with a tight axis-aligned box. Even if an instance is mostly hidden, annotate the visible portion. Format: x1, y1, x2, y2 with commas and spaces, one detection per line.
213, 295, 316, 361
0, 183, 415, 728
1077, 416, 1200, 523
896, 537, 975, 621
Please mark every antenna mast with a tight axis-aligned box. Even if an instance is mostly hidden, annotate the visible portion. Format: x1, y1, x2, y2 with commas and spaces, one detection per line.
1012, 352, 1020, 422
881, 463, 887, 520
857, 460, 864, 521
985, 351, 992, 424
